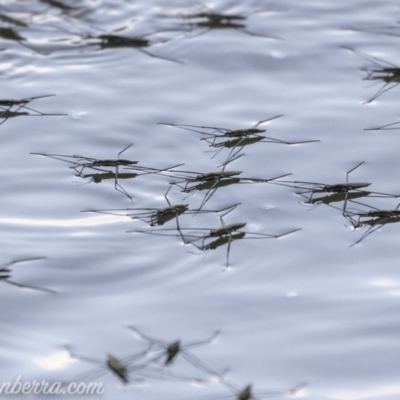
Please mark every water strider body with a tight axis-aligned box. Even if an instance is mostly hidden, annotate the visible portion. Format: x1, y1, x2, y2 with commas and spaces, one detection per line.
193, 170, 242, 181
93, 34, 149, 49
106, 354, 129, 384
210, 222, 246, 237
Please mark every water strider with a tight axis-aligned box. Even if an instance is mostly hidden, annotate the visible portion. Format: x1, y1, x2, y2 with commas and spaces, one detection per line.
29, 18, 185, 63
184, 219, 301, 268
364, 120, 400, 131
31, 144, 184, 201
344, 46, 400, 104
82, 186, 240, 227
0, 257, 55, 293
270, 162, 400, 203
0, 94, 66, 126
341, 194, 400, 246
166, 3, 282, 40
130, 207, 301, 268
158, 115, 319, 161
165, 150, 290, 210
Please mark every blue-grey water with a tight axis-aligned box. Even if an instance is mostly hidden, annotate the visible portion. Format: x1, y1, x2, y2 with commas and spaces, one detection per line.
1, 0, 400, 399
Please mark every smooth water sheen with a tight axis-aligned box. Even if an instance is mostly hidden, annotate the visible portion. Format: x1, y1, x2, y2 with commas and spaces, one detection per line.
1, 0, 400, 399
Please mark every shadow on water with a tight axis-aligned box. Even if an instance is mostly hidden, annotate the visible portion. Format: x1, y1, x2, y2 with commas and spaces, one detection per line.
302, 190, 372, 207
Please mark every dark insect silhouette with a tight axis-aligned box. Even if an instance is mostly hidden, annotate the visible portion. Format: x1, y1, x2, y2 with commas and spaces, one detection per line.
0, 257, 55, 293
0, 95, 66, 126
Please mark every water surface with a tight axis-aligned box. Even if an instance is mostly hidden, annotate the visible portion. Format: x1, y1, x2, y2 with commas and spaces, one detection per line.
1, 1, 400, 399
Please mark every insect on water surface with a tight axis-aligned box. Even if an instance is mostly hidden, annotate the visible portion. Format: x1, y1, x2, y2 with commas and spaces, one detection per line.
39, 21, 185, 63
270, 161, 400, 204
170, 3, 283, 40
31, 144, 184, 201
0, 257, 55, 293
130, 205, 301, 268
341, 193, 400, 246
343, 46, 400, 104
158, 115, 319, 160
164, 151, 291, 211
0, 94, 66, 126
82, 185, 240, 228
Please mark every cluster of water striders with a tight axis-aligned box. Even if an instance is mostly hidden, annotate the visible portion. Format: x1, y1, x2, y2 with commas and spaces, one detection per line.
3, 2, 400, 399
